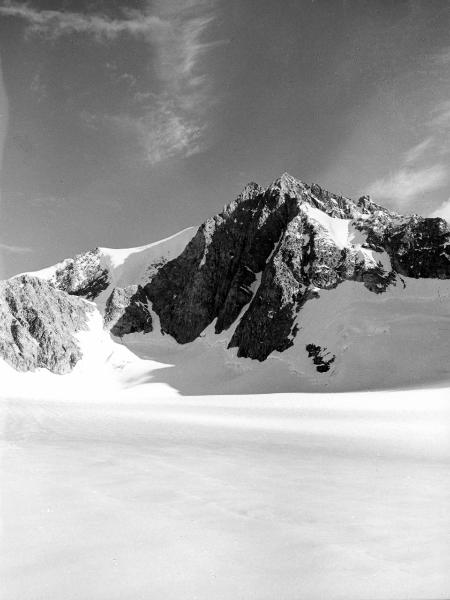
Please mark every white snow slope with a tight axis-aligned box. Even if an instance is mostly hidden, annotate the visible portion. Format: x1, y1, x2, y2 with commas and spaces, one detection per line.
2, 223, 450, 599
1, 388, 449, 600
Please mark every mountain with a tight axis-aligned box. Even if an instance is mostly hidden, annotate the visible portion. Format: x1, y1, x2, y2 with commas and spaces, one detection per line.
2, 172, 450, 393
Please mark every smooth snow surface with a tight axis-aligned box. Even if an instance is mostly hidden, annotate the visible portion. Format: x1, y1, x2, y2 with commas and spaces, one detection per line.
98, 227, 196, 269
301, 203, 350, 248
1, 389, 449, 600
98, 226, 196, 280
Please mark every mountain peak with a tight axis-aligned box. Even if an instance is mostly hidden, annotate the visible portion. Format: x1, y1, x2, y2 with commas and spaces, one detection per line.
4, 170, 450, 392
270, 171, 304, 187
268, 172, 308, 200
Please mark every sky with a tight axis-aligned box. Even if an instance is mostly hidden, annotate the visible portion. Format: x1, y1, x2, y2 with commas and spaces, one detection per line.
0, 0, 449, 278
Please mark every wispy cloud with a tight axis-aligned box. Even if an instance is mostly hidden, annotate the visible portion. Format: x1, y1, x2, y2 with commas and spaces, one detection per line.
366, 44, 450, 208
403, 136, 434, 164
131, 0, 221, 164
366, 165, 448, 204
0, 0, 220, 164
430, 198, 450, 222
117, 0, 220, 164
0, 2, 164, 39
109, 98, 204, 165
0, 242, 32, 254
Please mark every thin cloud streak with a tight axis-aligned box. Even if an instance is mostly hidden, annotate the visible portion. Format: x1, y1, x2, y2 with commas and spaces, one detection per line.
403, 137, 435, 164
366, 48, 450, 209
0, 242, 32, 253
366, 165, 448, 204
0, 2, 164, 39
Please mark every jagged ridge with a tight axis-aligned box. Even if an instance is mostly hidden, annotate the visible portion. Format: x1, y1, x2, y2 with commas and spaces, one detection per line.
145, 173, 450, 360
5, 172, 450, 373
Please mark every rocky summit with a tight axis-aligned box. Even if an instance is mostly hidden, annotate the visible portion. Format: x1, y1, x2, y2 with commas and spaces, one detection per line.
1, 172, 450, 374
146, 173, 450, 360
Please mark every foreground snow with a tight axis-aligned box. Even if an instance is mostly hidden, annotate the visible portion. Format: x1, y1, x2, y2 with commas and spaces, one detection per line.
2, 234, 450, 598
1, 387, 449, 600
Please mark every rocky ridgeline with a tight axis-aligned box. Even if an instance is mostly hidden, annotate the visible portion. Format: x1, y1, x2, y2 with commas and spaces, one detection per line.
2, 172, 450, 373
0, 275, 92, 373
146, 173, 450, 360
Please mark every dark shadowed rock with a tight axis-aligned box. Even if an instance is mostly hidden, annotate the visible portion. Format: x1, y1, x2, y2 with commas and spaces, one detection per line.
104, 285, 152, 337
146, 173, 416, 360
0, 275, 92, 373
306, 343, 336, 372
384, 216, 450, 278
145, 181, 269, 342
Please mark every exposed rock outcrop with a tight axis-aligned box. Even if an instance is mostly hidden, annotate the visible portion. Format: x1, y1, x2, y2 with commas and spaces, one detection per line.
144, 173, 450, 361
0, 275, 92, 373
52, 248, 110, 300
145, 181, 270, 342
104, 285, 152, 337
384, 216, 450, 278
305, 343, 336, 373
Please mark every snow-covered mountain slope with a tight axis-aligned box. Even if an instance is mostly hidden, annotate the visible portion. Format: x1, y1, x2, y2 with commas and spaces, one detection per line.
109, 276, 450, 394
2, 172, 450, 393
2, 273, 450, 396
25, 226, 196, 311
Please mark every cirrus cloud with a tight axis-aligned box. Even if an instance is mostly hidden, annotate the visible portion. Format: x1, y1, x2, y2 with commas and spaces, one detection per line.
0, 2, 165, 39
0, 0, 221, 165
366, 164, 448, 204
0, 242, 32, 254
403, 136, 435, 165
108, 99, 205, 165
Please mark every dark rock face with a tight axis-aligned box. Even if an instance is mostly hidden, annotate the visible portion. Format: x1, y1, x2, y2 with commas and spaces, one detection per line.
53, 248, 110, 300
384, 216, 450, 278
146, 175, 358, 348
145, 172, 450, 361
104, 285, 152, 337
145, 182, 271, 342
229, 214, 310, 360
0, 275, 92, 373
